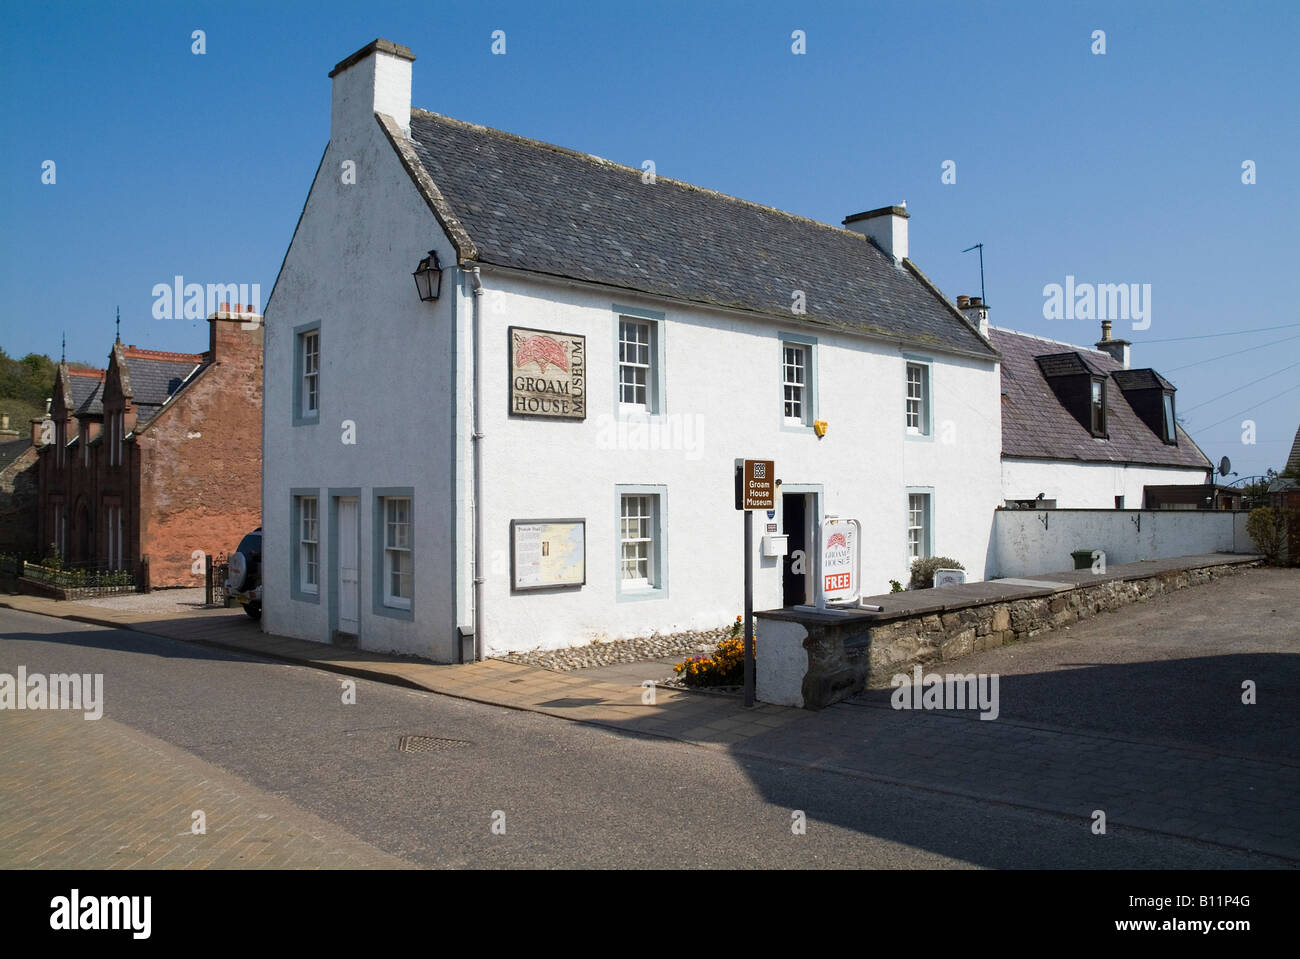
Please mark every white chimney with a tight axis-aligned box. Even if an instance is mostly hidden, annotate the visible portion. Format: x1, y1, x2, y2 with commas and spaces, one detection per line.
843, 204, 909, 264
1095, 319, 1131, 369
329, 39, 416, 139
957, 295, 990, 338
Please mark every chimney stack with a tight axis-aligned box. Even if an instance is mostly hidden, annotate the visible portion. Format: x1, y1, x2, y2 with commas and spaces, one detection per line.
1095, 319, 1131, 369
330, 38, 416, 141
957, 295, 990, 338
843, 204, 909, 265
208, 304, 264, 361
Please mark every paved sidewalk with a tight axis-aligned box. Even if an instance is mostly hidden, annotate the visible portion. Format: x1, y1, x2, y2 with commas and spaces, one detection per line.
0, 709, 412, 869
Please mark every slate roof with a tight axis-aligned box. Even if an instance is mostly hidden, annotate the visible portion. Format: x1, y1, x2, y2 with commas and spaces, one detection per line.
1036, 351, 1107, 378
66, 370, 105, 416
1112, 368, 1175, 391
990, 327, 1211, 470
1287, 425, 1300, 474
71, 374, 105, 417
400, 110, 995, 359
0, 437, 34, 473
120, 349, 205, 429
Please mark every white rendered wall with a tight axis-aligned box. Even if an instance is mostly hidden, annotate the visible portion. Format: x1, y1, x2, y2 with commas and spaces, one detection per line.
1002, 458, 1208, 510
992, 509, 1257, 578
472, 271, 1003, 654
261, 95, 459, 660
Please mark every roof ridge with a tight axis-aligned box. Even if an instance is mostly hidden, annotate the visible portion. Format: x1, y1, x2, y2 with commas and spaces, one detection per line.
68, 368, 105, 378
410, 108, 875, 244
990, 325, 1109, 357
122, 347, 205, 362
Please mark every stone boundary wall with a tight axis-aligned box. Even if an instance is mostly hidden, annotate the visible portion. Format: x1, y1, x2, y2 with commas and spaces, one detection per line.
757, 559, 1259, 709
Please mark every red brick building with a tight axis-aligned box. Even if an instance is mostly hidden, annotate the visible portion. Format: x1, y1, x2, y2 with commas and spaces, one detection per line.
37, 307, 263, 587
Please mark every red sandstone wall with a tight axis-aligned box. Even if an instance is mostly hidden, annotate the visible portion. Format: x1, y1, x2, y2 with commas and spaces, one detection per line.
137, 318, 263, 586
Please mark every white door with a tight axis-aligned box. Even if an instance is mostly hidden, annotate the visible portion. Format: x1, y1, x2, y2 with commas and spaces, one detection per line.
337, 498, 359, 634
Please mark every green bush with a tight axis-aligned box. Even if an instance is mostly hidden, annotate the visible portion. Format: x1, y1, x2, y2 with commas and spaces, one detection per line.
909, 556, 965, 590
1246, 507, 1284, 565
889, 579, 904, 594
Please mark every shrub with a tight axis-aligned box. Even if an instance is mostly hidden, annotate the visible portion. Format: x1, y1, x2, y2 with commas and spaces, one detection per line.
1246, 507, 1284, 565
675, 632, 752, 687
889, 579, 904, 593
909, 556, 965, 590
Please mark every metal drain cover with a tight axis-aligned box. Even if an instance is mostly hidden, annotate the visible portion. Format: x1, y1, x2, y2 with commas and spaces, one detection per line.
399, 735, 473, 753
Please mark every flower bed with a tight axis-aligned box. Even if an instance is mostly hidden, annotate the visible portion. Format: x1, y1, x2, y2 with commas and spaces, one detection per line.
674, 617, 755, 688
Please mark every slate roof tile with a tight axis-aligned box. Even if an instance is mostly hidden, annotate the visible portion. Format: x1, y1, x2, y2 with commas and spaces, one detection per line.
991, 326, 1211, 470
404, 110, 995, 359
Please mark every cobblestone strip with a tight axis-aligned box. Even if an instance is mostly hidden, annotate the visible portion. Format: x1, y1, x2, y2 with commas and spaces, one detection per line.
0, 710, 413, 869
493, 627, 729, 671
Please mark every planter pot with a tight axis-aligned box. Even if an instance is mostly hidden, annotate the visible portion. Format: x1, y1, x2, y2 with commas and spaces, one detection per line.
1071, 548, 1097, 570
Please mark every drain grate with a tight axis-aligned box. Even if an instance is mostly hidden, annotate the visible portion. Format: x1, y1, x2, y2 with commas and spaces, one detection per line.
399, 735, 473, 753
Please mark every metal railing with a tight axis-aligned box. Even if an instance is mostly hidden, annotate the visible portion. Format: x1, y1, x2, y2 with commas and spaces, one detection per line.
20, 558, 137, 589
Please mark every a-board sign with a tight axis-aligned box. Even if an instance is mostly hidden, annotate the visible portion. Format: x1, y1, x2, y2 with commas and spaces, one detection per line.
735, 459, 775, 510
934, 568, 966, 588
510, 519, 586, 590
822, 517, 861, 604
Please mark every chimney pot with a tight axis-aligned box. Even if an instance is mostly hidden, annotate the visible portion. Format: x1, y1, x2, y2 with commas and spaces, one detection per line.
1095, 322, 1131, 369
957, 295, 990, 339
842, 204, 909, 265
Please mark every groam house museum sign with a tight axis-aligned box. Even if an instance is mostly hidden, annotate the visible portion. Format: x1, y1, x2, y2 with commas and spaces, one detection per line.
509, 326, 586, 419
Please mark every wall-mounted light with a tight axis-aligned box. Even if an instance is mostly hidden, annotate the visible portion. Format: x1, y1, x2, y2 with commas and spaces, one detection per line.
412, 250, 443, 302
813, 419, 828, 437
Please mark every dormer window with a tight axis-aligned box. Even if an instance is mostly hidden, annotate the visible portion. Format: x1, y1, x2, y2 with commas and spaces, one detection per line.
1162, 392, 1176, 444
1090, 378, 1107, 436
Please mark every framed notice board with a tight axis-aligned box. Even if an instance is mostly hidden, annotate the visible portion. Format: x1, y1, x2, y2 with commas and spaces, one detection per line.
510, 518, 586, 591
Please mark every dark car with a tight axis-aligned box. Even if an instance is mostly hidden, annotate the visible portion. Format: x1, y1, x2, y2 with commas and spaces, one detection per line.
226, 528, 262, 621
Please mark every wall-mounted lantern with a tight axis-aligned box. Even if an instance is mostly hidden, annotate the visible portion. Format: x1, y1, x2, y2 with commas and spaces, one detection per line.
412, 250, 443, 302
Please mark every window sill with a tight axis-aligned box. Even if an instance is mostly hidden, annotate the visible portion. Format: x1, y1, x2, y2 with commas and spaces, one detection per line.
616, 584, 666, 603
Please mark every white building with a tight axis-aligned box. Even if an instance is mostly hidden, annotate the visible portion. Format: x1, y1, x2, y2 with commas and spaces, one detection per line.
987, 317, 1211, 509
261, 38, 1005, 661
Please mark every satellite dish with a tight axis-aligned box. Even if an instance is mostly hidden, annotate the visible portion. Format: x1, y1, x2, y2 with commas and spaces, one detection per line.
1219, 456, 1232, 476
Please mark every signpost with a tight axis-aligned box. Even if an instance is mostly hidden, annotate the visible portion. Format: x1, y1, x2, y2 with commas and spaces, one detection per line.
735, 459, 774, 707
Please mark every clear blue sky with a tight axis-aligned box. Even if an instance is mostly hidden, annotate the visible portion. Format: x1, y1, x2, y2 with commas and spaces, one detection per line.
2, 0, 1296, 477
